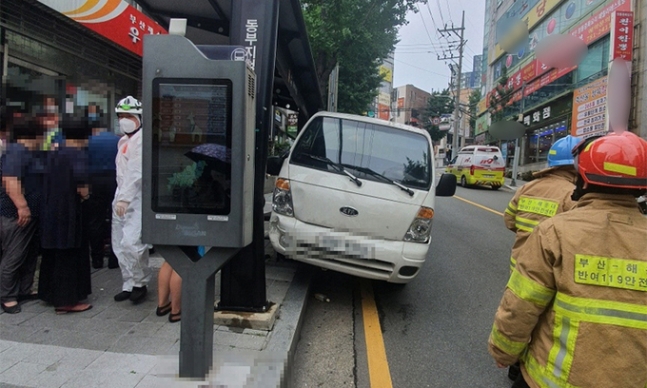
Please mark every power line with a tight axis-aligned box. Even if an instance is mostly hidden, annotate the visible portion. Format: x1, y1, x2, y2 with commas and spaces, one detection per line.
425, 2, 439, 32
435, 0, 446, 26
417, 6, 437, 48
393, 58, 451, 78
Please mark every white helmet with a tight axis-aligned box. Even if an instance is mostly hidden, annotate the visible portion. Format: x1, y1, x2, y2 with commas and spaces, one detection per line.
115, 96, 142, 115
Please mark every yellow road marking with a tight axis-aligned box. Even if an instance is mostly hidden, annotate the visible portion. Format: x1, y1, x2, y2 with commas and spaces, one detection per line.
360, 279, 393, 388
453, 195, 504, 217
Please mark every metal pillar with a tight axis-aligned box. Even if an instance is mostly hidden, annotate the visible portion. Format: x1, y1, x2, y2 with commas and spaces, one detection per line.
155, 246, 239, 378
218, 0, 279, 312
510, 82, 525, 187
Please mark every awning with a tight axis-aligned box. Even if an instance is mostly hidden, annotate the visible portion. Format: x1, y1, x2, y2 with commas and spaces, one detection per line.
135, 0, 324, 119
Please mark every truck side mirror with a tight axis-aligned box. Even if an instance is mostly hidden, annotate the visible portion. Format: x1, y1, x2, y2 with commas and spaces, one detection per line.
436, 173, 457, 197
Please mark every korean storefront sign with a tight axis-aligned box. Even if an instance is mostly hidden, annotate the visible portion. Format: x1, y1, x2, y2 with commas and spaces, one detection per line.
522, 96, 572, 127
475, 114, 489, 136
609, 11, 633, 61
571, 76, 607, 138
569, 0, 632, 44
37, 0, 167, 57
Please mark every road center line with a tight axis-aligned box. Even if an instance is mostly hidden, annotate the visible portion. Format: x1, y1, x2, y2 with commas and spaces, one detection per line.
453, 195, 504, 217
360, 279, 393, 388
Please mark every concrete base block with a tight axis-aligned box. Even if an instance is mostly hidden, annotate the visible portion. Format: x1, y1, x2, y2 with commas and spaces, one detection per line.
214, 303, 279, 331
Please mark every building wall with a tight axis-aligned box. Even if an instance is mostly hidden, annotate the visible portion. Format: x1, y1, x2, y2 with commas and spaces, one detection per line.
394, 84, 431, 126
637, 0, 647, 139
481, 0, 643, 172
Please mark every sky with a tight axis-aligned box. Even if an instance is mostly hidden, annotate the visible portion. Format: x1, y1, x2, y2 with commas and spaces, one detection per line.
392, 0, 486, 93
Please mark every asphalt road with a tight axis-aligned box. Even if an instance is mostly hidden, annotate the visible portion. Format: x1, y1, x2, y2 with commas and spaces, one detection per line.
292, 185, 518, 388
370, 185, 516, 388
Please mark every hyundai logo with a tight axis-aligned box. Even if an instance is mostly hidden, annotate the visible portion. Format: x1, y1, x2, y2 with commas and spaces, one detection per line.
340, 207, 359, 217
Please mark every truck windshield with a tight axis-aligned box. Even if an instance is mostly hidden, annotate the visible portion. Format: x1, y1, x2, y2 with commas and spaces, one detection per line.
290, 116, 431, 190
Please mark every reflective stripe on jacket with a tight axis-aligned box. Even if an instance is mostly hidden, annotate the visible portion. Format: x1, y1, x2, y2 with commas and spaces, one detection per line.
504, 167, 577, 271
489, 193, 647, 388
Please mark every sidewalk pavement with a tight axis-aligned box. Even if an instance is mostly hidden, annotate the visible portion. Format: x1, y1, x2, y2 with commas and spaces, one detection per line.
502, 177, 530, 192
0, 235, 312, 388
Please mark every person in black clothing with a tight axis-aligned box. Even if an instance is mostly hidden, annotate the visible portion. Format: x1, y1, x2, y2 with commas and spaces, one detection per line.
38, 116, 93, 314
85, 105, 119, 269
0, 115, 45, 314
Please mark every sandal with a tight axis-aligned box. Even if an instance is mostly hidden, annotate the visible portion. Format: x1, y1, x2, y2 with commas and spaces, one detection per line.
1, 303, 21, 314
169, 311, 181, 323
156, 302, 172, 316
55, 303, 92, 315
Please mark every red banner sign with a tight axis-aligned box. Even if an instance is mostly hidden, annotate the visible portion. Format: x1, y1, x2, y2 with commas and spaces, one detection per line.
38, 0, 167, 57
570, 0, 632, 45
609, 11, 634, 61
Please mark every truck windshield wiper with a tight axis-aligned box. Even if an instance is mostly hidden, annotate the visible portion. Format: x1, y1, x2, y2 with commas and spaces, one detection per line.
350, 165, 415, 196
305, 154, 362, 187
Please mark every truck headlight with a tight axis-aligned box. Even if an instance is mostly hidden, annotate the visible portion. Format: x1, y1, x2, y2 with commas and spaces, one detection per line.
403, 206, 434, 243
272, 178, 294, 217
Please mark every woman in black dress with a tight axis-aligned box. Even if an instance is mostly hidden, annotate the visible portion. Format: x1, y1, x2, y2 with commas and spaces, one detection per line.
38, 116, 92, 314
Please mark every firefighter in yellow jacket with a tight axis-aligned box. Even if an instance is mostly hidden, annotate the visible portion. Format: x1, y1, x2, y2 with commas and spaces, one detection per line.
503, 135, 581, 382
489, 131, 647, 388
504, 135, 582, 272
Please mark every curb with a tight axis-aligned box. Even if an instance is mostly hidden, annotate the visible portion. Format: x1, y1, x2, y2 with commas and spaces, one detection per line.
264, 264, 313, 388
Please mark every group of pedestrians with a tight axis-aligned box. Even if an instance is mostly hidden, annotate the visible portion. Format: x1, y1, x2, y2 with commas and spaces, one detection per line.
490, 132, 647, 387
1, 95, 181, 323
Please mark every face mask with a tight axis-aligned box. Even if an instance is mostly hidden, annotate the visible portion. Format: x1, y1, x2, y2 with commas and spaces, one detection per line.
46, 105, 58, 114
89, 113, 98, 120
119, 117, 138, 134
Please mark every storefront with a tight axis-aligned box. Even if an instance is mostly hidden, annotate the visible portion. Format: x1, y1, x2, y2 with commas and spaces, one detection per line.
519, 94, 573, 167
1, 0, 165, 127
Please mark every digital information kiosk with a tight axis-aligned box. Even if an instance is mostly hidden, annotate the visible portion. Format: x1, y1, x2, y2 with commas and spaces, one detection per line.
142, 33, 255, 378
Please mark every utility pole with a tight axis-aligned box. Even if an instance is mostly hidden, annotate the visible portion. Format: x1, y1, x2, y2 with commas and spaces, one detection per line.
438, 11, 466, 154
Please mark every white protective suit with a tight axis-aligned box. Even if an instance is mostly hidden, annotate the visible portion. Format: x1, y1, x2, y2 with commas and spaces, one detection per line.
112, 129, 151, 291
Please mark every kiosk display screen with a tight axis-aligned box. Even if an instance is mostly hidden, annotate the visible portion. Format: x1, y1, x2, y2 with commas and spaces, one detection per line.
151, 78, 232, 215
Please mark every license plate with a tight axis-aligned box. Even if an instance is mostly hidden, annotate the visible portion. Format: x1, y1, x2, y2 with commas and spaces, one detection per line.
318, 234, 375, 259
482, 174, 495, 178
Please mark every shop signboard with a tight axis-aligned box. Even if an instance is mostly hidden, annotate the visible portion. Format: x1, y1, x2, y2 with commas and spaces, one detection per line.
286, 113, 298, 135
377, 103, 390, 121
378, 92, 391, 107
569, 0, 632, 44
475, 114, 489, 136
397, 98, 405, 109
477, 98, 488, 115
523, 95, 572, 127
380, 66, 393, 83
37, 0, 167, 57
571, 76, 607, 138
609, 11, 634, 62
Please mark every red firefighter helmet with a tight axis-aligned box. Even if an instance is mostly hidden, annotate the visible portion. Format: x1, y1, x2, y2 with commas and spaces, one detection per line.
572, 131, 647, 190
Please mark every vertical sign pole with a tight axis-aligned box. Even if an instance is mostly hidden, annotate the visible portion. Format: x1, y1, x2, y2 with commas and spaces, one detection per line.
219, 0, 279, 311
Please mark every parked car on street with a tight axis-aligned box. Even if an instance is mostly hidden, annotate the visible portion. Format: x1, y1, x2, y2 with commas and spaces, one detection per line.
445, 145, 505, 189
266, 112, 456, 284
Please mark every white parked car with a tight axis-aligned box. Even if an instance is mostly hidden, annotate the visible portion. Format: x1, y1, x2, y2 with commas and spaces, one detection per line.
266, 112, 456, 284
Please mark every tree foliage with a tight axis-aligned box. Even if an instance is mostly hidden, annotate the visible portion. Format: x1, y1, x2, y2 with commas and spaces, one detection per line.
421, 88, 454, 143
468, 89, 482, 134
302, 0, 424, 114
488, 66, 513, 123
